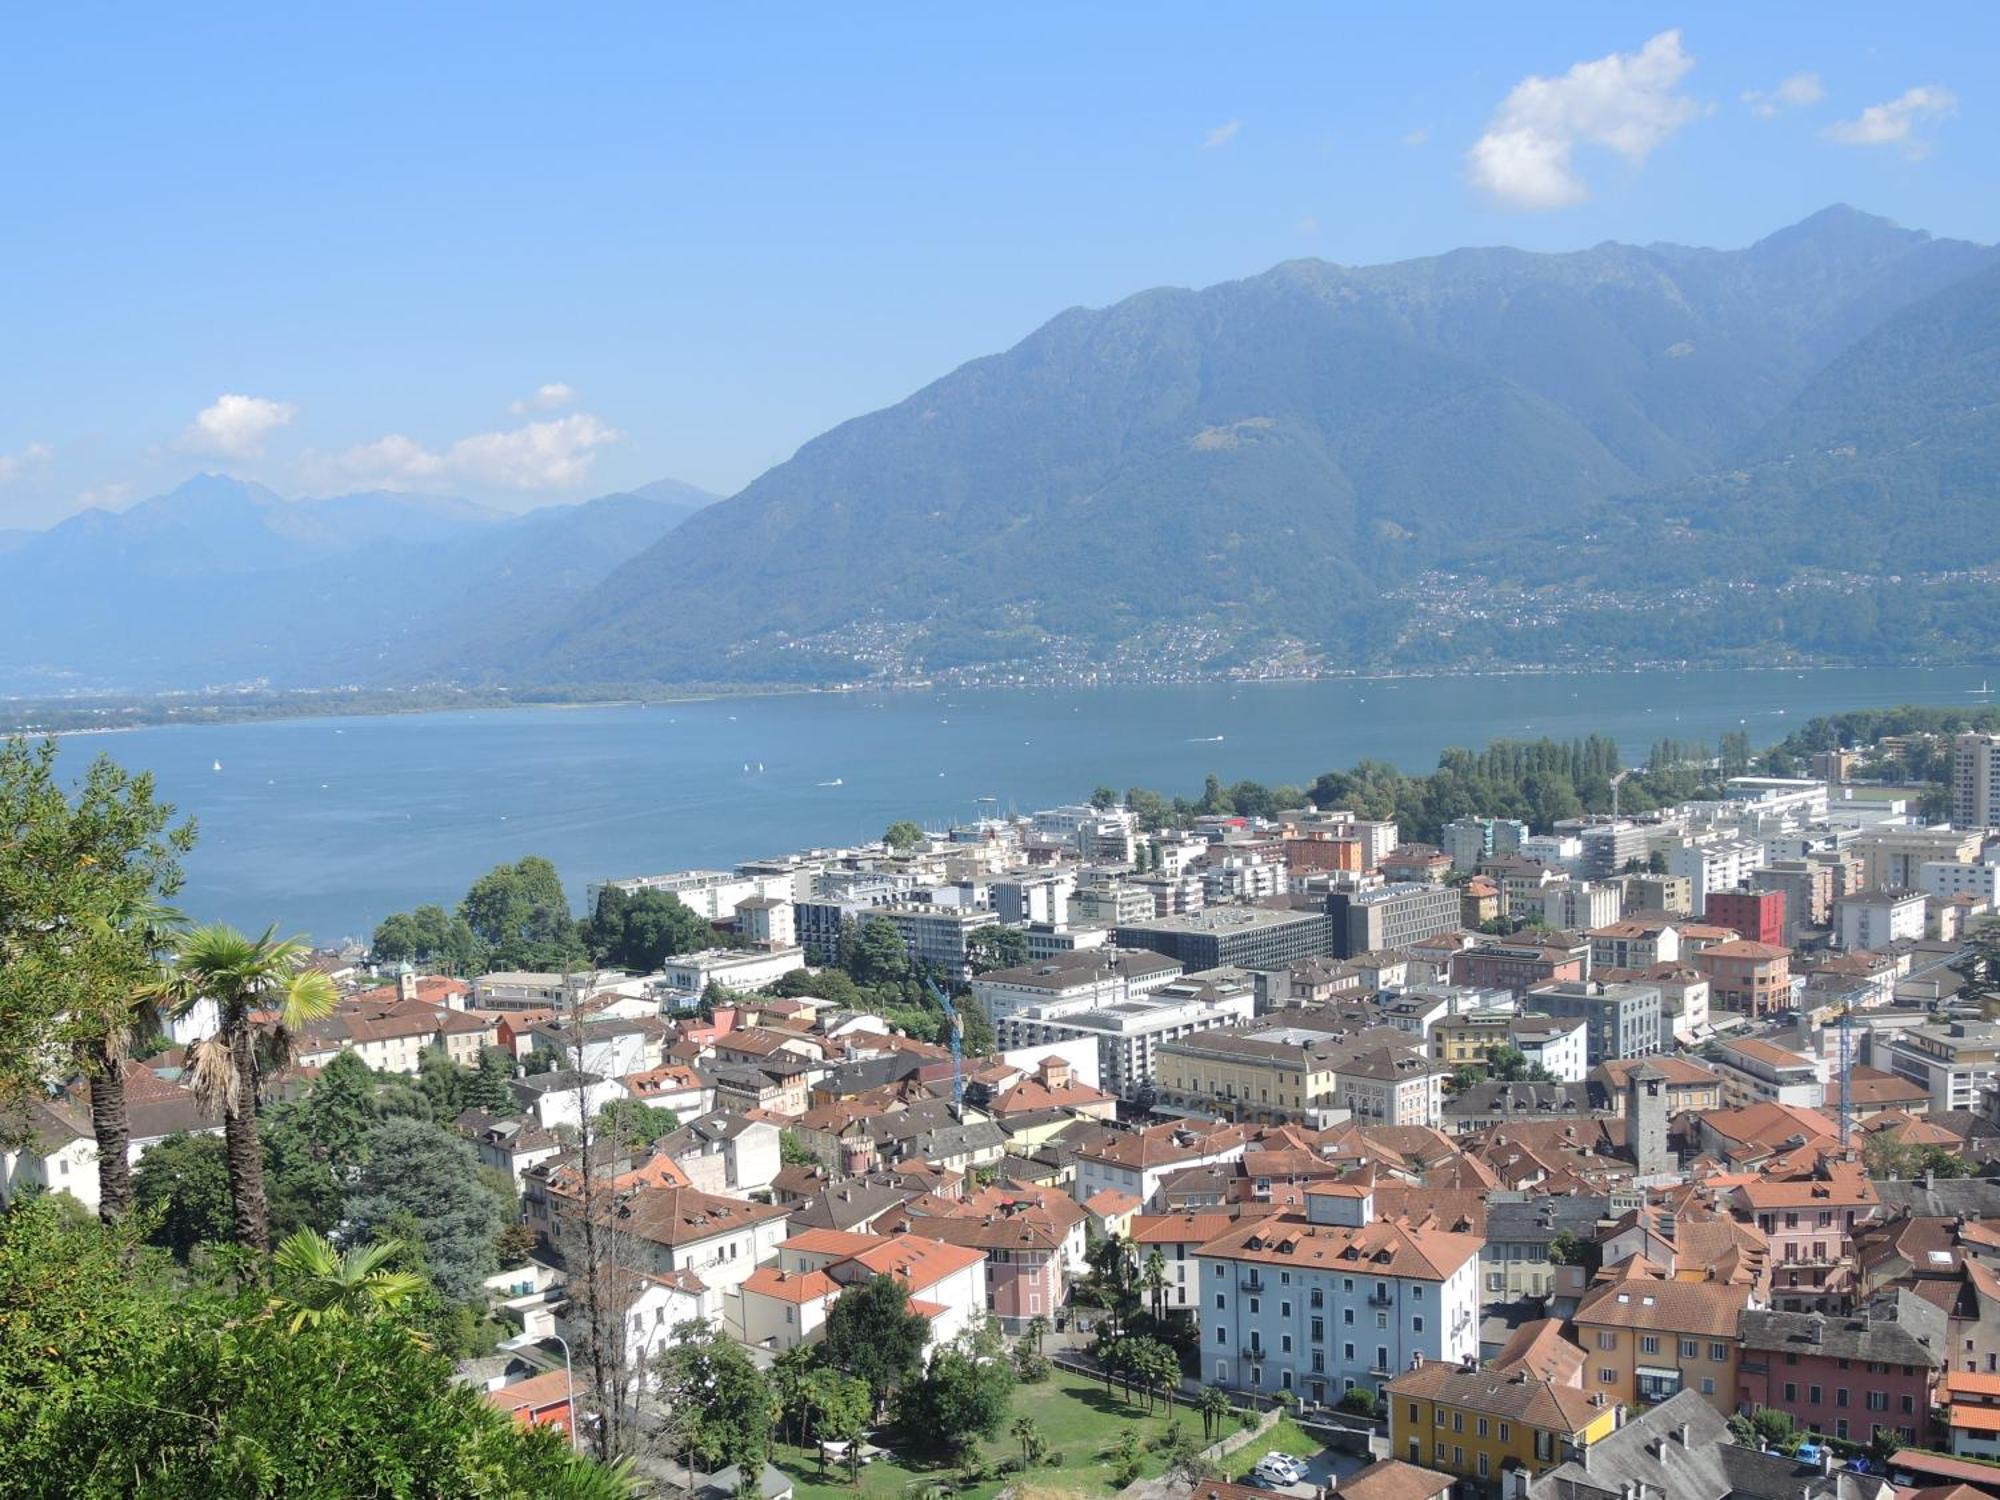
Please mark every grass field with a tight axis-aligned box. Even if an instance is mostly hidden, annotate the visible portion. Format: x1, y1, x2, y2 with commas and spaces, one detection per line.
1221, 1419, 1320, 1481
771, 1370, 1212, 1500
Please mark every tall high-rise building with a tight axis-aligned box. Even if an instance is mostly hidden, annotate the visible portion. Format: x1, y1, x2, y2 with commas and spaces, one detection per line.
1953, 732, 2000, 830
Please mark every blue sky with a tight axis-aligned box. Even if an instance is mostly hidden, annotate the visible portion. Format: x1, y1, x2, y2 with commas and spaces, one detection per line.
1, 2, 1994, 527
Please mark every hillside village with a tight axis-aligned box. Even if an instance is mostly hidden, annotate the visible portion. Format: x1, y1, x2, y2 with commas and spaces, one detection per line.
12, 729, 2000, 1500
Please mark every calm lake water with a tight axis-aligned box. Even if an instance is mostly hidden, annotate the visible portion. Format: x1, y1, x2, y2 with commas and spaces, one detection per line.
50, 667, 1992, 944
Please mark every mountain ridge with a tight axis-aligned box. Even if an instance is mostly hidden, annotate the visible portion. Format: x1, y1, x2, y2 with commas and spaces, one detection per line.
497, 205, 1996, 686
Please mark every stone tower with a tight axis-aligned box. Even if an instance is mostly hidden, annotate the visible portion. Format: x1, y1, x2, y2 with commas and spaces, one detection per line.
1626, 1061, 1670, 1176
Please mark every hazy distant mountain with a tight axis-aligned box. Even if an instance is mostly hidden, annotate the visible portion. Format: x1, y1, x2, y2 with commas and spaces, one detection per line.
503, 206, 1996, 686
0, 475, 708, 693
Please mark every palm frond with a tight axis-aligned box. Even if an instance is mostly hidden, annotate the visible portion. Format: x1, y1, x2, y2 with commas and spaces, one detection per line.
186, 1034, 241, 1116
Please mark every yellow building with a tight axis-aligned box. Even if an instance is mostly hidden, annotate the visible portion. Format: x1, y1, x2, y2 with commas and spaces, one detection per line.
1571, 1273, 1749, 1413
1386, 1358, 1619, 1492
1152, 1029, 1342, 1124
1429, 1012, 1517, 1069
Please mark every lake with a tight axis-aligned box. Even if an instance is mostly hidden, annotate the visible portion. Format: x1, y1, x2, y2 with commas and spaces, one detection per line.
48, 667, 1992, 944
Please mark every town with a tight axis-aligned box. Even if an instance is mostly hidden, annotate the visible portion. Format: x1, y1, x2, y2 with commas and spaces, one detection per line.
10, 718, 2000, 1500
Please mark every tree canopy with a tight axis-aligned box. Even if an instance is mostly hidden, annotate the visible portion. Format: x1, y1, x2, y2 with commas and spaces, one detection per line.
582, 885, 715, 971
343, 1116, 511, 1304
824, 1273, 932, 1407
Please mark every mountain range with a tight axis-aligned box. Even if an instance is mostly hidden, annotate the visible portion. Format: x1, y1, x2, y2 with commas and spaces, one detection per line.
0, 476, 715, 694
8, 205, 2000, 696
504, 205, 2000, 685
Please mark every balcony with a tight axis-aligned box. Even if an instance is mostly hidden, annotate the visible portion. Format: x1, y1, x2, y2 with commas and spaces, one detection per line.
1367, 1292, 1395, 1308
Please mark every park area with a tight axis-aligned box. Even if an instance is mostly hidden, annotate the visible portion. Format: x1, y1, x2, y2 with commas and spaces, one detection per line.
771, 1368, 1231, 1500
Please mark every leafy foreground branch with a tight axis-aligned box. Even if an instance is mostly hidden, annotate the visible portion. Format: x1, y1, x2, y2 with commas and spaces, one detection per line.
0, 1194, 634, 1499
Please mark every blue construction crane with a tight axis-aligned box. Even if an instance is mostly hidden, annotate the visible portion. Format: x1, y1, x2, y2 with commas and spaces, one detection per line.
923, 971, 965, 1108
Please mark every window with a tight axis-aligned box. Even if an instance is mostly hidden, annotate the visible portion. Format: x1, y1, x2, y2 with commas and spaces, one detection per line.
1216, 1294, 1225, 1310
1452, 1412, 1463, 1433
1345, 1343, 1356, 1361
1597, 1332, 1617, 1351
1281, 1302, 1291, 1318
1344, 1309, 1355, 1326
1249, 1298, 1259, 1315
1377, 1312, 1388, 1330
1477, 1418, 1489, 1438
1312, 1318, 1325, 1342
1710, 1342, 1729, 1362
1434, 1409, 1445, 1427
1413, 1317, 1424, 1334
1680, 1340, 1699, 1359
1867, 1392, 1888, 1412
1836, 1389, 1849, 1408
1641, 1336, 1660, 1356
1216, 1328, 1227, 1345
1700, 1378, 1715, 1396
1599, 1368, 1615, 1385
1901, 1395, 1915, 1414
1784, 1383, 1797, 1402
1453, 1447, 1463, 1469
1478, 1454, 1490, 1479
1281, 1335, 1292, 1353
1435, 1443, 1446, 1461
1376, 1347, 1388, 1373
1413, 1286, 1424, 1302
1809, 1385, 1822, 1404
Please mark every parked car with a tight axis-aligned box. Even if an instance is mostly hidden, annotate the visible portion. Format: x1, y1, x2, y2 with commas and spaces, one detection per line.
1252, 1454, 1307, 1487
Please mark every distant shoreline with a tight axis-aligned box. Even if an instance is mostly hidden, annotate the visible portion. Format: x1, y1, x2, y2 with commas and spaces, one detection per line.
0, 655, 1969, 738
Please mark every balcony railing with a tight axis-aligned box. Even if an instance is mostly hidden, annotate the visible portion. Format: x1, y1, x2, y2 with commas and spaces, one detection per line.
1367, 1292, 1395, 1308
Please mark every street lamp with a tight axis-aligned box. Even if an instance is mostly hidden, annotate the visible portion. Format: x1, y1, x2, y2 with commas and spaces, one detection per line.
500, 1331, 578, 1454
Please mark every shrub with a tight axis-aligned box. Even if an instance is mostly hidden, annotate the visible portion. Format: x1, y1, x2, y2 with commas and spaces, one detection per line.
1046, 1451, 1067, 1469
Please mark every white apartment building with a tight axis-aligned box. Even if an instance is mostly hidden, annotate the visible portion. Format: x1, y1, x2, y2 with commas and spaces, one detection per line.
995, 989, 1255, 1099
1919, 860, 2000, 904
592, 868, 797, 922
657, 946, 807, 1000
1507, 1015, 1590, 1083
741, 1230, 988, 1355
1330, 1047, 1448, 1128
1850, 826, 1985, 892
1833, 888, 1927, 951
969, 947, 1183, 1024
1195, 1184, 1481, 1404
1518, 834, 1584, 872
1533, 879, 1624, 931
1711, 1036, 1823, 1108
1667, 839, 1765, 914
1071, 1121, 1247, 1208
1886, 1020, 2000, 1113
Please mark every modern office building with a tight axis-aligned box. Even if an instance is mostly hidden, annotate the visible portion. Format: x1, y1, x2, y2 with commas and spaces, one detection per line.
1526, 980, 1663, 1064
993, 989, 1254, 1099
1326, 884, 1462, 959
1115, 904, 1334, 971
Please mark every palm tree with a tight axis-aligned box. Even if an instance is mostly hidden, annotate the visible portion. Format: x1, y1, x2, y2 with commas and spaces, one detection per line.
268, 1227, 426, 1335
771, 1342, 818, 1450
1143, 1248, 1168, 1323
1011, 1414, 1042, 1468
78, 895, 183, 1225
161, 924, 338, 1253
1199, 1386, 1231, 1443
1024, 1313, 1049, 1354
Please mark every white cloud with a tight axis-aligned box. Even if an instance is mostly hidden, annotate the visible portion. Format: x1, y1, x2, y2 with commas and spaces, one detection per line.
330, 413, 621, 493
1825, 84, 1957, 153
509, 381, 577, 415
0, 441, 52, 484
1402, 126, 1430, 147
1203, 119, 1242, 149
1467, 29, 1700, 210
1743, 72, 1825, 118
180, 393, 297, 459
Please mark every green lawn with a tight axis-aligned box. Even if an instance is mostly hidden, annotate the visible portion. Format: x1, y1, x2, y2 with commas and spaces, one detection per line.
772, 1370, 1209, 1500
1221, 1420, 1319, 1481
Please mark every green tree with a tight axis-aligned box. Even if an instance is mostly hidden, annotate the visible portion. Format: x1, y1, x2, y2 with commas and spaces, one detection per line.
1143, 1246, 1169, 1322
1012, 1413, 1046, 1467
0, 1196, 631, 1498
770, 1341, 821, 1449
843, 916, 912, 986
966, 925, 1028, 975
596, 1096, 680, 1149
370, 903, 484, 974
417, 1045, 473, 1120
0, 738, 194, 1223
298, 1049, 383, 1169
897, 1336, 1017, 1458
268, 1227, 427, 1336
1728, 1405, 1800, 1455
132, 1129, 234, 1259
1486, 1044, 1555, 1083
780, 1128, 822, 1168
656, 1319, 779, 1473
805, 1367, 870, 1483
157, 924, 339, 1254
464, 1046, 517, 1112
882, 821, 925, 854
459, 855, 587, 972
583, 885, 715, 971
344, 1115, 509, 1305
1198, 1386, 1231, 1442
824, 1272, 932, 1410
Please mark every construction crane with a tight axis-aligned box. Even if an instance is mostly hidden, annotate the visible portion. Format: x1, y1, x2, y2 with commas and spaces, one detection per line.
923, 971, 965, 1108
